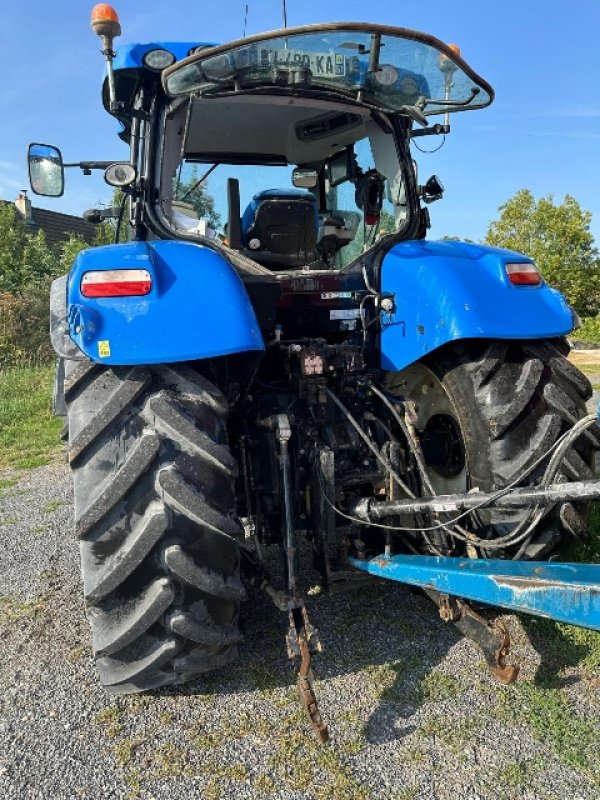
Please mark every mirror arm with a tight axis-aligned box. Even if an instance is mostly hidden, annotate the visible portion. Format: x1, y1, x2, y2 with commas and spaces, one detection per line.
411, 123, 450, 138
64, 160, 129, 176
108, 102, 150, 121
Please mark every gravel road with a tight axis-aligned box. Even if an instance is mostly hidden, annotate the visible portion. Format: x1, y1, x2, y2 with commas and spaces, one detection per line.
0, 459, 598, 800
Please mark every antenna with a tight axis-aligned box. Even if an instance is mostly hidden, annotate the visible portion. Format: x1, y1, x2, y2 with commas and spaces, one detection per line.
282, 0, 287, 28
243, 3, 248, 37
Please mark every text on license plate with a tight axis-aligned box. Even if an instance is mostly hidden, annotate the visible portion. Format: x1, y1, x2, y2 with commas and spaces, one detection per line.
259, 49, 346, 78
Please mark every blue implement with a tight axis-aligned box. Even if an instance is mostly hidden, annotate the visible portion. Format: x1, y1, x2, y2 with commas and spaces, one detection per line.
348, 554, 600, 631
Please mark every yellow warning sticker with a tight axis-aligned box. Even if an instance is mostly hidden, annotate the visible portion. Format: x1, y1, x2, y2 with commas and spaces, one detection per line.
98, 340, 111, 358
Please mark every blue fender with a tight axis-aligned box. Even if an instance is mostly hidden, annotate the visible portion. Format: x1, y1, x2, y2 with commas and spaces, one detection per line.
379, 240, 575, 372
65, 241, 264, 365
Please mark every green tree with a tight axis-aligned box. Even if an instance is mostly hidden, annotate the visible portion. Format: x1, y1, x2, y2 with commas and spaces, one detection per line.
0, 204, 56, 292
485, 190, 599, 316
57, 234, 88, 275
441, 235, 475, 243
341, 209, 397, 265
174, 168, 221, 229
0, 194, 132, 366
94, 188, 130, 245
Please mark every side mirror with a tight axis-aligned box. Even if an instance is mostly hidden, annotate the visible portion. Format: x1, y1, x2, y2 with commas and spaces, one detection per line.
28, 143, 64, 197
292, 167, 318, 189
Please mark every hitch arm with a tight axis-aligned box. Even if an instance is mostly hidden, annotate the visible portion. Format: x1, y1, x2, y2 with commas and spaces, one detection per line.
349, 555, 600, 632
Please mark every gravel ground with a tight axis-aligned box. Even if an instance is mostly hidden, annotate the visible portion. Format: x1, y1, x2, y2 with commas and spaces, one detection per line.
0, 459, 598, 800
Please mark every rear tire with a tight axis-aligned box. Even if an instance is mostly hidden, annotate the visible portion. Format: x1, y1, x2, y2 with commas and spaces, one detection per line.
385, 339, 599, 558
65, 360, 244, 693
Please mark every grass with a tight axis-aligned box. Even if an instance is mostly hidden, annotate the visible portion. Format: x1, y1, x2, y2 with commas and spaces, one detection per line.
0, 365, 61, 470
535, 501, 600, 676
0, 594, 47, 623
495, 759, 537, 787
497, 470, 600, 786
486, 759, 543, 799
419, 671, 461, 703
0, 477, 18, 497
569, 502, 600, 565
123, 769, 142, 800
417, 714, 481, 756
494, 682, 599, 786
95, 706, 124, 739
67, 644, 87, 663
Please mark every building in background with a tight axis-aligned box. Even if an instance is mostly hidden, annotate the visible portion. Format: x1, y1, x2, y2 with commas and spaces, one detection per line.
8, 191, 97, 247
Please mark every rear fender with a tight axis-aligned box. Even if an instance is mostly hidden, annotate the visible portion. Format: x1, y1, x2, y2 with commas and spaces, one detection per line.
58, 240, 264, 366
379, 240, 575, 371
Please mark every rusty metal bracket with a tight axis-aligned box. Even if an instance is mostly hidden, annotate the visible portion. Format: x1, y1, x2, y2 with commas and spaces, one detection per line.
287, 602, 329, 744
297, 634, 329, 744
243, 553, 330, 741
425, 589, 519, 684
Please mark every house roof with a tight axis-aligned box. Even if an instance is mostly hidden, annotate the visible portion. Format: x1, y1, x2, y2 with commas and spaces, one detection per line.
1, 197, 99, 248
24, 206, 98, 248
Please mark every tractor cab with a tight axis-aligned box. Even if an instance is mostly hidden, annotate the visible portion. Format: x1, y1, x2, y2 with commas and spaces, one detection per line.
28, 19, 494, 274
155, 25, 493, 270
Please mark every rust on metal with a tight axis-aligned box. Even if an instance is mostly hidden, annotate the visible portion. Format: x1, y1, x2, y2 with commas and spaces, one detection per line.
287, 603, 329, 744
297, 633, 329, 744
450, 595, 519, 683
490, 620, 519, 684
436, 593, 460, 622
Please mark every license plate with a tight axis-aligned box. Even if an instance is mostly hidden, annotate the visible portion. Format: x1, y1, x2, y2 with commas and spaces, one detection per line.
258, 48, 346, 78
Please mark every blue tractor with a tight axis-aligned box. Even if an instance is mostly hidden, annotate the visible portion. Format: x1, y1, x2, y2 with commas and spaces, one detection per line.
29, 6, 600, 742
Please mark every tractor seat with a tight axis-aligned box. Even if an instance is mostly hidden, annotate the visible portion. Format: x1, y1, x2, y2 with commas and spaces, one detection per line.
241, 189, 319, 269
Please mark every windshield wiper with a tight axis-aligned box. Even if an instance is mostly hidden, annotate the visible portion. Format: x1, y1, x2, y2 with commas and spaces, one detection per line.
179, 163, 218, 202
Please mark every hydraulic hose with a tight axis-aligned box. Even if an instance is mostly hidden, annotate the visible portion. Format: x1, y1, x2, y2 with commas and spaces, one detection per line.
322, 384, 598, 551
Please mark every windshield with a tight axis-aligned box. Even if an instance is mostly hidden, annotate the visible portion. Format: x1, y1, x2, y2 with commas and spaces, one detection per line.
167, 161, 293, 237
160, 134, 405, 270
163, 23, 493, 117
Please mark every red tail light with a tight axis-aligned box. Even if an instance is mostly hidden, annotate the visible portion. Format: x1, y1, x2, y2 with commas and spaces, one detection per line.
505, 262, 541, 286
81, 269, 152, 298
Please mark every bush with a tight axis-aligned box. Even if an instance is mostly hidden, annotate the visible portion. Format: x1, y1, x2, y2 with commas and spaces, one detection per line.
575, 316, 600, 345
0, 283, 54, 368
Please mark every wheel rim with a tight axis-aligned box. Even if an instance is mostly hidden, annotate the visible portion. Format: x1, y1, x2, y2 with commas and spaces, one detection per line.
384, 362, 467, 496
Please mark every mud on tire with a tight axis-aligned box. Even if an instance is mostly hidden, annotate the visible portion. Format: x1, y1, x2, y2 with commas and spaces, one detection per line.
65, 360, 244, 693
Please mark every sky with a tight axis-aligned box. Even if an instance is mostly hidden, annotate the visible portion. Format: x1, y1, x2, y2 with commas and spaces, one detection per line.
1, 0, 599, 243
